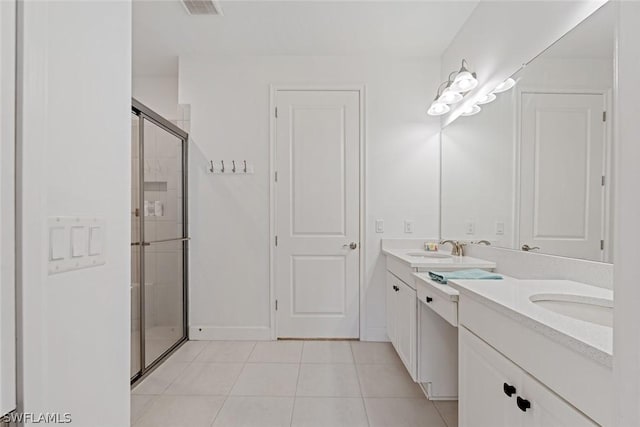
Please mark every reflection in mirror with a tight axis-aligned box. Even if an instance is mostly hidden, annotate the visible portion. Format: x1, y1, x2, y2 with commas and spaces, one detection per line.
440, 3, 615, 263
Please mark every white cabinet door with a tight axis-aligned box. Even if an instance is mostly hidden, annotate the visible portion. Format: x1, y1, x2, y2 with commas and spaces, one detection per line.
520, 371, 598, 427
459, 327, 522, 427
460, 327, 599, 427
385, 272, 397, 344
395, 280, 417, 380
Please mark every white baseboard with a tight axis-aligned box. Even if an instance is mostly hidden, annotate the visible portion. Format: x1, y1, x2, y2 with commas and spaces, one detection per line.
362, 327, 390, 342
189, 326, 272, 341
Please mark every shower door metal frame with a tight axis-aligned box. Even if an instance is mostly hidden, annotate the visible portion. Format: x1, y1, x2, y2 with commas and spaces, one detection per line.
130, 98, 189, 385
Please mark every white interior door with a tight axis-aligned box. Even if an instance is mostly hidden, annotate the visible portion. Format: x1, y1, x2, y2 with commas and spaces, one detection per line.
275, 89, 360, 338
519, 92, 606, 261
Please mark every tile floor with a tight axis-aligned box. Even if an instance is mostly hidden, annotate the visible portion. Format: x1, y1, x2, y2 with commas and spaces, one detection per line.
131, 340, 458, 427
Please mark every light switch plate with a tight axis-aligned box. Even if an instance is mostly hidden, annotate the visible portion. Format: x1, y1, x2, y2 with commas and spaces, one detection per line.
71, 226, 87, 257
404, 220, 414, 234
375, 219, 384, 233
48, 217, 106, 275
49, 227, 67, 261
495, 221, 505, 235
89, 226, 103, 256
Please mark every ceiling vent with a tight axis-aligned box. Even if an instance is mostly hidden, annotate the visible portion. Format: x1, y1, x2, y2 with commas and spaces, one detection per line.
181, 0, 224, 16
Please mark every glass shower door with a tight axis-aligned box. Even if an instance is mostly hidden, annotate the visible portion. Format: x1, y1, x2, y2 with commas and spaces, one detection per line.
131, 112, 141, 379
131, 100, 188, 383
141, 118, 187, 366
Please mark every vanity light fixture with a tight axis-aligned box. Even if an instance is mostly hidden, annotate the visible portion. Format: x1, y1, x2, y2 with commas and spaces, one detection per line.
437, 72, 464, 104
477, 92, 497, 105
460, 104, 481, 116
449, 59, 478, 92
493, 77, 516, 93
427, 98, 451, 116
427, 61, 478, 116
439, 86, 463, 104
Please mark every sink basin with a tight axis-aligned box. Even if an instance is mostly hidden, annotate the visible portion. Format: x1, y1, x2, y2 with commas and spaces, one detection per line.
406, 251, 452, 259
530, 293, 613, 328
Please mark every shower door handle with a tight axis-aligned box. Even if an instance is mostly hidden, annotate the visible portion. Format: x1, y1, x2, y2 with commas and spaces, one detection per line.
143, 237, 190, 245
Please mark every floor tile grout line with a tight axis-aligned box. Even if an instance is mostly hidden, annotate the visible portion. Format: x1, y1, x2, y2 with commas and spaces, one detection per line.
351, 341, 372, 426
289, 342, 305, 427
208, 359, 248, 427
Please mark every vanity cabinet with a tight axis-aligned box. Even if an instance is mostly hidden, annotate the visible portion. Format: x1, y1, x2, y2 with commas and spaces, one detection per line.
459, 327, 598, 427
386, 271, 417, 380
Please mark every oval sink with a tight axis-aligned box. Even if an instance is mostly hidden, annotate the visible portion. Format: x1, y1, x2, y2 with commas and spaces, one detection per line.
530, 293, 613, 328
406, 251, 452, 259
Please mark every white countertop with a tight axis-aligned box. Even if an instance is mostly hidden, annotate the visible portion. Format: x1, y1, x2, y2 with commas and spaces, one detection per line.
382, 247, 497, 270
413, 272, 460, 301
448, 277, 613, 367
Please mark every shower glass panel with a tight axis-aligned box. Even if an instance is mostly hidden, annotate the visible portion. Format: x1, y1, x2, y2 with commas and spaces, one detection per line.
142, 119, 186, 366
131, 112, 141, 379
131, 99, 188, 384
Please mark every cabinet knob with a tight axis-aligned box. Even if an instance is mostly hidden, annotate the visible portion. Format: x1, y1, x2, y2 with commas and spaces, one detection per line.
503, 383, 516, 397
426, 296, 433, 303
516, 396, 531, 412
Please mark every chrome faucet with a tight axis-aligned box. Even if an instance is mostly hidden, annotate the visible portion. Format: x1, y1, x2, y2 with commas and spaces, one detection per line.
440, 240, 465, 256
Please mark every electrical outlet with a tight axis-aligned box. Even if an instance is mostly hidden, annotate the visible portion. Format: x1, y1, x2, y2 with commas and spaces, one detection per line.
375, 219, 384, 233
465, 221, 475, 235
404, 220, 414, 234
495, 221, 505, 235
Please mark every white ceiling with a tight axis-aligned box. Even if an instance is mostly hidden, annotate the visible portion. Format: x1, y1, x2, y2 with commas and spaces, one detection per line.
133, 0, 480, 77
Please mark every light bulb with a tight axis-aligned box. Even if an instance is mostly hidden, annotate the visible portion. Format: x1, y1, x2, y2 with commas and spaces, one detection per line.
493, 78, 516, 93
461, 104, 481, 116
477, 93, 496, 105
427, 101, 450, 116
450, 71, 478, 92
438, 88, 463, 104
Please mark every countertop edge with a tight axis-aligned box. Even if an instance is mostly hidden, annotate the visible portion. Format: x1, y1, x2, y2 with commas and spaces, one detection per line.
449, 280, 613, 368
413, 273, 459, 301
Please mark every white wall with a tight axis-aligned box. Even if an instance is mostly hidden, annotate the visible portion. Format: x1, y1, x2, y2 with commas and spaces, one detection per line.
17, 1, 131, 425
133, 75, 179, 121
0, 0, 17, 418
613, 2, 640, 425
179, 55, 441, 341
440, 0, 607, 126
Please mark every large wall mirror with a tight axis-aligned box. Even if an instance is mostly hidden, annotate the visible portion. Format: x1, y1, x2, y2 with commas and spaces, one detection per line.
441, 2, 616, 263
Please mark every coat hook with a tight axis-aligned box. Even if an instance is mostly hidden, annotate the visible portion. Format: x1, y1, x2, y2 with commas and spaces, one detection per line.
232, 160, 236, 173
221, 160, 225, 173
243, 160, 247, 173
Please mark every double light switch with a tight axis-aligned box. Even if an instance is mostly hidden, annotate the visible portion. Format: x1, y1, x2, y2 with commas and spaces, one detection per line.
48, 217, 106, 274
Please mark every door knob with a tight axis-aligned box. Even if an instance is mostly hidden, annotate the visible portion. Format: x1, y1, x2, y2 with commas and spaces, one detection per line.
521, 244, 540, 252
343, 242, 358, 250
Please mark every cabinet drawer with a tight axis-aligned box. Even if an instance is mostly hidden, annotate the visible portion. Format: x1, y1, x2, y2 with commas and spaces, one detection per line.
386, 256, 417, 289
417, 285, 457, 327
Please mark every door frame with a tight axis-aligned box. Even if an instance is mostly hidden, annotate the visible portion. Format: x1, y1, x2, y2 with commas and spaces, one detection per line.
514, 87, 612, 261
268, 85, 366, 340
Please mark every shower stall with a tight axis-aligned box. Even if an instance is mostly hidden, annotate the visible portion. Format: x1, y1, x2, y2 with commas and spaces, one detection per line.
130, 99, 189, 383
